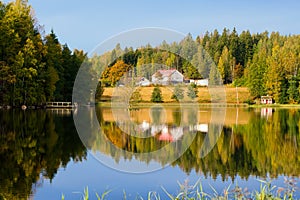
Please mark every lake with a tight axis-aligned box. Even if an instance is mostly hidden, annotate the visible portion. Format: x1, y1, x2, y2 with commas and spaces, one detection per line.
0, 106, 299, 199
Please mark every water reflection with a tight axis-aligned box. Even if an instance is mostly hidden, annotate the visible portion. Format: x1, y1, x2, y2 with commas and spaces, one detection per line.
0, 107, 299, 199
92, 107, 300, 179
0, 109, 86, 200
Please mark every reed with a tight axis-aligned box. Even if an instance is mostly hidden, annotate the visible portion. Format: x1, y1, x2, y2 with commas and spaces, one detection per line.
61, 178, 298, 200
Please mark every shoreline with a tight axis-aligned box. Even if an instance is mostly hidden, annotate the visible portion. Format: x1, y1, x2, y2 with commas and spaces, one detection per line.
96, 102, 300, 108
2, 102, 300, 110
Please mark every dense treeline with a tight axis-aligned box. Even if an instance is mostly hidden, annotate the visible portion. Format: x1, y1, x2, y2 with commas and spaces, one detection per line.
94, 29, 300, 104
2, 1, 300, 105
0, 0, 87, 106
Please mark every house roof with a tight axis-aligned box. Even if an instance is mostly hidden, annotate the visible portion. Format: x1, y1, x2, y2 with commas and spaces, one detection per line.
261, 96, 273, 99
135, 77, 149, 82
153, 69, 179, 78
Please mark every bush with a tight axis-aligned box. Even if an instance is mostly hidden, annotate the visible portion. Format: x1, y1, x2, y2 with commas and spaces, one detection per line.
130, 88, 142, 103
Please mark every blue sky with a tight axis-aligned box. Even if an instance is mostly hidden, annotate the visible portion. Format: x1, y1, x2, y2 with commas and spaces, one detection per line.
4, 0, 300, 52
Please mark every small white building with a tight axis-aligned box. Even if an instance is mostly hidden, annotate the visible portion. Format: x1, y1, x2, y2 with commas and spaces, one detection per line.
190, 79, 208, 87
261, 96, 273, 104
136, 77, 150, 86
190, 124, 208, 133
152, 69, 184, 85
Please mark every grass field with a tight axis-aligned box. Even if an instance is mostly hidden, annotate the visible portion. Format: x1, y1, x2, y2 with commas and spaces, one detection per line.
102, 85, 251, 104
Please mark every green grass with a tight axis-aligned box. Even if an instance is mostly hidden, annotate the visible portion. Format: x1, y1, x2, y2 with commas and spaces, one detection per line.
61, 178, 298, 200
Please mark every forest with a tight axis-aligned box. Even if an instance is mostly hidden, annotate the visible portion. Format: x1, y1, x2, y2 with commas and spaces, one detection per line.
0, 0, 94, 106
94, 30, 300, 104
2, 0, 300, 106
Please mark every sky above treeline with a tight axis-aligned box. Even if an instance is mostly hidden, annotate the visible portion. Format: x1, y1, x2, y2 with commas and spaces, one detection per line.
3, 0, 300, 52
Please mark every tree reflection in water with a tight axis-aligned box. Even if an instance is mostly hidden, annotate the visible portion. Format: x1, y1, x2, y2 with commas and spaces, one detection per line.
0, 110, 87, 200
0, 107, 299, 199
94, 107, 300, 180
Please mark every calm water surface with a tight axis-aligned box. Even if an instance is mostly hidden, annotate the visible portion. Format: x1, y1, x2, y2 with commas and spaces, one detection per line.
0, 106, 299, 199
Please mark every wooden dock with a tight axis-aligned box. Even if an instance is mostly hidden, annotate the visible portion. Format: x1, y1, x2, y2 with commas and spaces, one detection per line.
46, 102, 77, 109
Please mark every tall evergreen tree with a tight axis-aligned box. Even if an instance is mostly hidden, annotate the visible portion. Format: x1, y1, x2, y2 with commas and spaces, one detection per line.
217, 46, 232, 84
246, 39, 268, 98
171, 84, 184, 102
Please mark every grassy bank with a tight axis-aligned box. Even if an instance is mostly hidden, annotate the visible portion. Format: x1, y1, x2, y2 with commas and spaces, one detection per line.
101, 86, 250, 104
100, 86, 300, 108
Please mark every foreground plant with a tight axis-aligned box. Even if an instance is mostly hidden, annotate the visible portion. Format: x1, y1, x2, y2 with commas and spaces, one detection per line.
61, 187, 111, 200
61, 178, 298, 200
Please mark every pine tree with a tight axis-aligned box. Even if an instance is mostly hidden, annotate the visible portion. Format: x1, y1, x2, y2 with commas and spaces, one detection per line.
209, 64, 222, 86
217, 46, 232, 84
288, 78, 299, 103
151, 86, 163, 103
265, 45, 285, 102
171, 84, 184, 102
130, 88, 142, 103
187, 83, 198, 100
95, 81, 104, 102
246, 39, 268, 98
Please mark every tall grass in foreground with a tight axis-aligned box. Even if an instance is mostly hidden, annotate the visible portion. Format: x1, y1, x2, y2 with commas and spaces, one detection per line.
62, 178, 298, 200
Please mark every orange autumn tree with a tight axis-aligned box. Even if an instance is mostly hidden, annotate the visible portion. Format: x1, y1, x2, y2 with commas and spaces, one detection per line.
101, 60, 132, 86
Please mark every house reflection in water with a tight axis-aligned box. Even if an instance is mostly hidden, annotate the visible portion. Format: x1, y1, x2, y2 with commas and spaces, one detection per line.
149, 124, 184, 141
135, 122, 208, 142
191, 124, 208, 133
159, 126, 174, 141
101, 107, 250, 142
261, 108, 273, 118
137, 120, 150, 132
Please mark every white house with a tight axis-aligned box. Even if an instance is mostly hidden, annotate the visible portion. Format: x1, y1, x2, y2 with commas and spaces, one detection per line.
152, 69, 184, 85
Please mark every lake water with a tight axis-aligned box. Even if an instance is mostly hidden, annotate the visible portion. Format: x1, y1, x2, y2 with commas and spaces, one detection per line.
0, 106, 299, 199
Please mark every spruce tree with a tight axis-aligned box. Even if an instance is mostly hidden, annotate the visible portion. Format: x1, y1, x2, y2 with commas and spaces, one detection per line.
151, 86, 163, 103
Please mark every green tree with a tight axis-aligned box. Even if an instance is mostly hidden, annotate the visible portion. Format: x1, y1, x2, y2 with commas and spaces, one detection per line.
229, 28, 239, 64
95, 81, 104, 102
182, 60, 201, 79
130, 88, 142, 103
44, 31, 63, 101
171, 84, 184, 101
45, 66, 59, 101
287, 78, 299, 103
151, 86, 163, 103
0, 0, 88, 106
179, 33, 197, 61
0, 0, 46, 106
217, 46, 232, 84
187, 83, 198, 100
246, 39, 268, 98
239, 30, 254, 67
265, 45, 285, 102
209, 64, 222, 86
61, 46, 83, 102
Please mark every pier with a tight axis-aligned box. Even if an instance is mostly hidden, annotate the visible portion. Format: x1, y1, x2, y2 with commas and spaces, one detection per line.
46, 102, 77, 109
